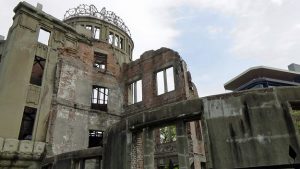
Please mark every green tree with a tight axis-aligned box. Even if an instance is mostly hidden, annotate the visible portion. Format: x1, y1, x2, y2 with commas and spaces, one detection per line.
160, 125, 176, 143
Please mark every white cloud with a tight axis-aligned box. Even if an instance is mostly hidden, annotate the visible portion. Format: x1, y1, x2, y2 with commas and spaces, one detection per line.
207, 26, 223, 34
178, 0, 300, 68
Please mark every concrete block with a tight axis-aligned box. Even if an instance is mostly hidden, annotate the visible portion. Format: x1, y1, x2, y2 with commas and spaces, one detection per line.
36, 3, 43, 10
19, 140, 34, 153
26, 85, 41, 105
35, 43, 48, 59
3, 139, 19, 152
20, 14, 38, 31
0, 137, 4, 152
33, 142, 46, 154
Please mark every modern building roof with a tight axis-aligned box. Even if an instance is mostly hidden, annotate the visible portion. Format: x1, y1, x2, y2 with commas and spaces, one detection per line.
224, 66, 300, 90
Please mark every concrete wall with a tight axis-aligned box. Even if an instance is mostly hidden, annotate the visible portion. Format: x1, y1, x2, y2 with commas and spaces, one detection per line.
0, 6, 58, 141
101, 86, 300, 169
203, 87, 300, 168
0, 1, 134, 156
0, 137, 45, 168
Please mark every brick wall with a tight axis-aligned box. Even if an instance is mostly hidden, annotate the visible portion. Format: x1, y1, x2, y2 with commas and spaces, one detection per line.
123, 48, 196, 115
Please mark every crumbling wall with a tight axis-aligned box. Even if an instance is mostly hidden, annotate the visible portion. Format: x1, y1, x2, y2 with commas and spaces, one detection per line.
48, 40, 124, 154
123, 47, 197, 115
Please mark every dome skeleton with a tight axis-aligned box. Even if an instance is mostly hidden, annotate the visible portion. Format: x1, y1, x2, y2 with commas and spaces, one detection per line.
64, 4, 131, 36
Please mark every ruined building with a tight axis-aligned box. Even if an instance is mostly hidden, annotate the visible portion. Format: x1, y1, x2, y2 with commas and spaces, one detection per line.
0, 2, 300, 169
0, 2, 203, 169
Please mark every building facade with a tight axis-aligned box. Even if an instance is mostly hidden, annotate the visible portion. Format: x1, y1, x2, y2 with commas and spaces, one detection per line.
224, 64, 300, 91
0, 2, 204, 169
1, 2, 300, 169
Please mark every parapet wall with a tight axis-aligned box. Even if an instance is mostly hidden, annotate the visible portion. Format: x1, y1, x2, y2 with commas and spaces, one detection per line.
0, 137, 45, 168
123, 47, 197, 115
203, 86, 300, 168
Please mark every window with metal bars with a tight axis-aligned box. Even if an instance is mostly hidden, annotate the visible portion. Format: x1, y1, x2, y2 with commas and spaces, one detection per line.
91, 86, 108, 111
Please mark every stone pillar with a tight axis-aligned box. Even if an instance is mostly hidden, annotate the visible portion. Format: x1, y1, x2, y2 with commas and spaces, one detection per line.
176, 121, 190, 169
143, 128, 155, 169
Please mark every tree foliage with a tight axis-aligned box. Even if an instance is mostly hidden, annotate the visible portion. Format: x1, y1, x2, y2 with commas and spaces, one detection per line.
160, 125, 176, 143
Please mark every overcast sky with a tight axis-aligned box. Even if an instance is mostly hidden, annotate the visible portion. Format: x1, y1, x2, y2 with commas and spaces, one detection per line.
1, 0, 299, 96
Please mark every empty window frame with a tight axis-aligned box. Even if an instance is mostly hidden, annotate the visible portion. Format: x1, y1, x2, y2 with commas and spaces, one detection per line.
159, 125, 177, 144
91, 86, 109, 111
93, 52, 107, 70
108, 32, 114, 44
129, 80, 142, 104
93, 27, 100, 40
114, 34, 119, 47
119, 37, 124, 49
30, 56, 46, 86
195, 120, 203, 141
156, 67, 175, 95
19, 107, 37, 140
290, 102, 300, 133
128, 45, 131, 55
38, 28, 50, 45
88, 130, 103, 147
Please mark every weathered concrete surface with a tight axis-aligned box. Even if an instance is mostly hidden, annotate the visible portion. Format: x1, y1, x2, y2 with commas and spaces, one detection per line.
101, 98, 203, 169
101, 86, 300, 169
176, 121, 190, 169
0, 138, 45, 168
102, 120, 128, 169
143, 128, 155, 169
203, 86, 300, 169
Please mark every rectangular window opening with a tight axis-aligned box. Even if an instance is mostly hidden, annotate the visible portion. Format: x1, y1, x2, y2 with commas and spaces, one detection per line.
156, 67, 175, 95
38, 28, 50, 45
195, 120, 203, 141
93, 52, 107, 71
30, 56, 46, 86
108, 32, 114, 44
166, 67, 175, 91
88, 130, 103, 147
91, 86, 109, 111
120, 37, 124, 49
114, 34, 119, 47
94, 27, 100, 40
128, 45, 131, 55
129, 80, 142, 105
156, 71, 165, 95
18, 107, 37, 140
159, 125, 177, 144
290, 102, 300, 133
